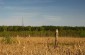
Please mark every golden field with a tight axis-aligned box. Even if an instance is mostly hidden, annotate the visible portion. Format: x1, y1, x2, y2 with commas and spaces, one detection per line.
0, 37, 85, 55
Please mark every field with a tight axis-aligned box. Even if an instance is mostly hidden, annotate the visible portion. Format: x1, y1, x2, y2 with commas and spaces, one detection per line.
0, 37, 85, 55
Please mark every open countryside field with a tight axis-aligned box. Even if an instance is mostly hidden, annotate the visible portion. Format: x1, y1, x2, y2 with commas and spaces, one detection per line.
0, 37, 85, 55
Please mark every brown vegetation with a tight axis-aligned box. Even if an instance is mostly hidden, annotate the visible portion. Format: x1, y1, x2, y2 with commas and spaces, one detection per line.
0, 37, 85, 55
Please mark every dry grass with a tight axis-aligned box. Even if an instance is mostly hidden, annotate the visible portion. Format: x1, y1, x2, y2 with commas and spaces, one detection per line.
0, 37, 85, 55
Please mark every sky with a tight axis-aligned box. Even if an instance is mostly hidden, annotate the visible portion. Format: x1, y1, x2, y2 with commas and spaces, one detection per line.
0, 0, 85, 26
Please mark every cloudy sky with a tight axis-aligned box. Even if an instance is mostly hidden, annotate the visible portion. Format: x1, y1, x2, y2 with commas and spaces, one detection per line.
0, 0, 85, 26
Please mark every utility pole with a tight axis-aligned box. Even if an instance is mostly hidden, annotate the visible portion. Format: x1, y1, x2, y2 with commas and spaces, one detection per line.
22, 16, 24, 26
21, 16, 24, 32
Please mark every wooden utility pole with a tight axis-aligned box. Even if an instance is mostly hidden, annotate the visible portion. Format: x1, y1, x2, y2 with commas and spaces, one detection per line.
54, 29, 58, 47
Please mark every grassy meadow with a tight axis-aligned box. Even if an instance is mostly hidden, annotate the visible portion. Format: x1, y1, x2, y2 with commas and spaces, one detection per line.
0, 37, 85, 55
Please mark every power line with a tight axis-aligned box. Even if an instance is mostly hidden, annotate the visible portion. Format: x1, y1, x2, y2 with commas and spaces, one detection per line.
22, 16, 24, 26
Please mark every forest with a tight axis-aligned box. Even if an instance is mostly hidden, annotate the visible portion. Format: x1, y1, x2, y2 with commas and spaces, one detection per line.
0, 26, 85, 37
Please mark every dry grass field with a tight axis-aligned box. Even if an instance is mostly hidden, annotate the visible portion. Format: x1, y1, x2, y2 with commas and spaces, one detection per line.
0, 37, 85, 55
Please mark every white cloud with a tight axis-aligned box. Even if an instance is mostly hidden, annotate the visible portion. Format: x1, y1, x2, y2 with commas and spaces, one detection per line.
43, 15, 62, 21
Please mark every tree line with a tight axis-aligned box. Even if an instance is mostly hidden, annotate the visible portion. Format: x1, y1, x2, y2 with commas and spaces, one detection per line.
0, 26, 85, 37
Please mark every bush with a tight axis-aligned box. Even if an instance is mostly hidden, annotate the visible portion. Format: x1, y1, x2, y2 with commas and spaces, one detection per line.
80, 31, 85, 37
1, 36, 15, 44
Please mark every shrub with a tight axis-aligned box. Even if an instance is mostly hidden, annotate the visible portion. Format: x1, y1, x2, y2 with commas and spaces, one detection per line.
1, 36, 14, 44
80, 31, 85, 37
